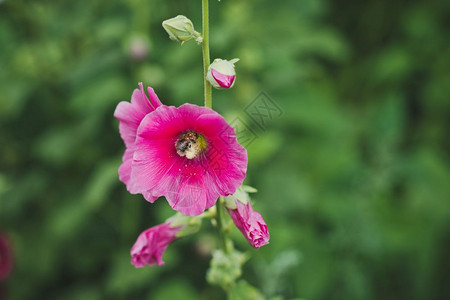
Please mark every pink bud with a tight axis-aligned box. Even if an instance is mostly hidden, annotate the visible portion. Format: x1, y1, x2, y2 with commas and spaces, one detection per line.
227, 198, 270, 248
207, 58, 239, 89
130, 222, 183, 267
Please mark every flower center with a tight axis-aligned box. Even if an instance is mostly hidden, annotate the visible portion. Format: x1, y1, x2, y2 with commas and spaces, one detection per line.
175, 130, 207, 159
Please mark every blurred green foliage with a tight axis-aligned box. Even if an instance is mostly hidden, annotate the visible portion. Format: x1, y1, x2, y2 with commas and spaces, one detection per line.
1, 0, 450, 299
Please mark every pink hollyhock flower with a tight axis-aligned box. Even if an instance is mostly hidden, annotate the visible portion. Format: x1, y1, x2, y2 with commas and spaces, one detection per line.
114, 83, 248, 216
0, 233, 13, 281
131, 222, 183, 267
227, 198, 270, 249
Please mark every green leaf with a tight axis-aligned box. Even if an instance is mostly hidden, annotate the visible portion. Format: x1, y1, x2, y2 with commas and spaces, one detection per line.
228, 280, 265, 300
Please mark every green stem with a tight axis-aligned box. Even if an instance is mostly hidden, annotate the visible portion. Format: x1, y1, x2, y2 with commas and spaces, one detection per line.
215, 199, 229, 253
202, 0, 227, 255
202, 0, 212, 108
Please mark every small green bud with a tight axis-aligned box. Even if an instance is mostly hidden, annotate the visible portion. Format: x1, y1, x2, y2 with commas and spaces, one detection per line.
162, 15, 202, 44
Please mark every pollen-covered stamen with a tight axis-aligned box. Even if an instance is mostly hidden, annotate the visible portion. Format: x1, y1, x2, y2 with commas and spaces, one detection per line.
175, 130, 207, 159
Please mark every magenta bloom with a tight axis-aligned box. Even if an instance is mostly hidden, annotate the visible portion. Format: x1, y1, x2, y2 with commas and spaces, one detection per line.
131, 222, 183, 267
115, 83, 248, 216
228, 199, 270, 249
0, 233, 13, 281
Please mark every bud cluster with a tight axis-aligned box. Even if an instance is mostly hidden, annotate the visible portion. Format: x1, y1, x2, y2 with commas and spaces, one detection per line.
162, 16, 240, 89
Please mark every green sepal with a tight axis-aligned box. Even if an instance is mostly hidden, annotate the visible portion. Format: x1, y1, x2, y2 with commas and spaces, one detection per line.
224, 195, 237, 209
233, 188, 250, 205
168, 213, 202, 238
241, 185, 257, 193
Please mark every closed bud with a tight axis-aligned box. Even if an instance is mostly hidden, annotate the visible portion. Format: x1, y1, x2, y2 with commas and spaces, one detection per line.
227, 197, 270, 249
207, 58, 239, 89
162, 15, 202, 44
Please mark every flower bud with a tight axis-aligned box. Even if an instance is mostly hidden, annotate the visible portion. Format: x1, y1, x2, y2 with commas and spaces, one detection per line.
130, 212, 205, 267
162, 15, 201, 44
207, 58, 239, 89
227, 197, 270, 249
130, 222, 182, 267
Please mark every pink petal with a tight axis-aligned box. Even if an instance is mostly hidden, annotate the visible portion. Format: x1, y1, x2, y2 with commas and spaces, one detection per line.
147, 86, 163, 109
195, 114, 248, 195
211, 69, 235, 88
118, 147, 134, 186
114, 83, 154, 147
142, 190, 159, 203
114, 83, 163, 195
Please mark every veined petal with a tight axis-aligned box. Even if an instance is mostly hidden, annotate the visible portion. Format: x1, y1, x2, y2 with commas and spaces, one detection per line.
114, 83, 154, 147
114, 83, 163, 194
